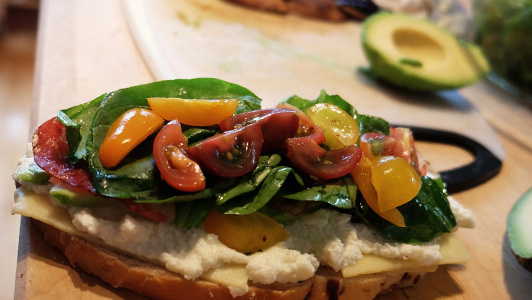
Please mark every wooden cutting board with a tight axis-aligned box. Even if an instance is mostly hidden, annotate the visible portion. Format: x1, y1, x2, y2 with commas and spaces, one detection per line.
16, 0, 532, 300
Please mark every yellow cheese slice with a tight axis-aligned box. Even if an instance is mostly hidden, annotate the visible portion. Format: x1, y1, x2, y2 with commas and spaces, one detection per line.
12, 187, 99, 243
200, 263, 248, 290
341, 233, 470, 278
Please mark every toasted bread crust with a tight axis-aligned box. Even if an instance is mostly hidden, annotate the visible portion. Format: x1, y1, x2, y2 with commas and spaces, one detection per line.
33, 219, 426, 300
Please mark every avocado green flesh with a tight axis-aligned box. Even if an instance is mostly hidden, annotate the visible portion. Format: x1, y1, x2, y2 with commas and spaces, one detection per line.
15, 161, 50, 185
507, 188, 532, 272
50, 185, 113, 208
362, 12, 490, 92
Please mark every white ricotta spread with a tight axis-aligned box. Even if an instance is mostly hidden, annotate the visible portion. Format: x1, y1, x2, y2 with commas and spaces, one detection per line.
68, 206, 450, 289
69, 207, 249, 280
448, 196, 475, 229
246, 245, 318, 284
12, 145, 54, 195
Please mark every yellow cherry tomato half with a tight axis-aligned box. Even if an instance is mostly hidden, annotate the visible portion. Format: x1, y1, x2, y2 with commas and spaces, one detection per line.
351, 155, 406, 227
306, 103, 359, 150
147, 97, 238, 126
202, 210, 289, 253
99, 108, 164, 169
371, 156, 421, 212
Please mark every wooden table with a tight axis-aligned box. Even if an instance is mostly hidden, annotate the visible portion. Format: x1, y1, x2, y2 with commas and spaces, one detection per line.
14, 0, 532, 299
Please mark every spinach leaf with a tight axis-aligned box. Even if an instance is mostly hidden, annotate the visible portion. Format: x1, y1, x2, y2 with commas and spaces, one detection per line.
358, 114, 390, 136
280, 91, 390, 138
216, 155, 282, 205
133, 178, 237, 203
174, 198, 216, 229
218, 166, 301, 215
182, 126, 218, 145
281, 176, 358, 209
354, 176, 457, 243
281, 90, 358, 118
259, 200, 325, 224
85, 78, 262, 198
57, 94, 105, 164
134, 155, 283, 205
90, 155, 160, 199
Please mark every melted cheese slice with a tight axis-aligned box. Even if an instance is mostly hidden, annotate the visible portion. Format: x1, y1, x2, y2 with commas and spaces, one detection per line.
201, 263, 248, 290
12, 186, 470, 286
12, 187, 103, 245
341, 233, 470, 278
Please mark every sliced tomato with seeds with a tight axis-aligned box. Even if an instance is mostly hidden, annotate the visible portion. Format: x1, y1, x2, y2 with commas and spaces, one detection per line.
219, 108, 298, 153
276, 103, 325, 145
153, 120, 206, 192
187, 123, 264, 178
285, 137, 362, 180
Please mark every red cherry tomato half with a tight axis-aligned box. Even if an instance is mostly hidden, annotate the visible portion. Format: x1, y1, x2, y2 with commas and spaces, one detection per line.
276, 103, 326, 145
389, 127, 426, 176
359, 132, 395, 160
219, 108, 298, 153
187, 123, 264, 178
153, 120, 206, 192
285, 137, 362, 180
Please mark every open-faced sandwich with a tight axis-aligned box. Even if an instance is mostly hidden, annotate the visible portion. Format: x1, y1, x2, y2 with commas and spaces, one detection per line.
12, 78, 474, 300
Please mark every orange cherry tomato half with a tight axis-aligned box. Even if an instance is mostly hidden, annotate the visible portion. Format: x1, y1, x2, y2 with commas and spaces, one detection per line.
202, 210, 288, 253
351, 155, 406, 227
371, 156, 421, 212
99, 108, 164, 169
148, 97, 238, 126
153, 120, 206, 192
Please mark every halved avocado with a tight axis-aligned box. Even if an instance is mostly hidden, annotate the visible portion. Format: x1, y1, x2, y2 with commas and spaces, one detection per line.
361, 12, 490, 92
507, 188, 532, 272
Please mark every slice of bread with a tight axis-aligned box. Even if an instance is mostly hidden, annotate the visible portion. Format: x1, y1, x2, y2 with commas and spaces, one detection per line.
33, 219, 426, 300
